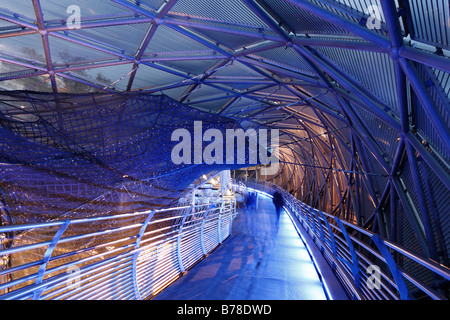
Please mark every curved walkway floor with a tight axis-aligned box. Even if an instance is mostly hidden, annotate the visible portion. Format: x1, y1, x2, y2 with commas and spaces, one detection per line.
154, 193, 327, 300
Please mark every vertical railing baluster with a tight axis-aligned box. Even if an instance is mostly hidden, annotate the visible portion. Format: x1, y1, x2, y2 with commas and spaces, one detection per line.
177, 205, 193, 274
218, 201, 224, 244
229, 198, 236, 235
372, 234, 410, 300
312, 208, 325, 250
317, 209, 337, 257
334, 217, 361, 289
32, 220, 70, 300
132, 210, 155, 300
309, 207, 318, 241
201, 203, 215, 256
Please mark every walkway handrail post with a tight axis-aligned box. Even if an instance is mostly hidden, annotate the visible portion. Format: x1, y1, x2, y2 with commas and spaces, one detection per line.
32, 219, 70, 300
218, 200, 224, 244
317, 209, 337, 258
311, 208, 325, 245
177, 205, 193, 274
200, 203, 215, 256
132, 210, 155, 300
302, 204, 312, 234
229, 198, 236, 235
334, 216, 361, 288
371, 234, 410, 300
308, 207, 318, 239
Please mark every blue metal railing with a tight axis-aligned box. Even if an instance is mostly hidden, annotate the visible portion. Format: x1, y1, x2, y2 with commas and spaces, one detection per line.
0, 198, 236, 300
2, 176, 448, 300
236, 179, 450, 300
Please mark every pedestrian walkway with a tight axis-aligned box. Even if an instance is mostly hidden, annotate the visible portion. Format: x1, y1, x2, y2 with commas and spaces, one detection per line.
154, 193, 328, 300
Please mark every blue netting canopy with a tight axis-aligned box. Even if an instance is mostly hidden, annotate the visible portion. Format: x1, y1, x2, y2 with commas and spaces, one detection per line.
0, 91, 249, 224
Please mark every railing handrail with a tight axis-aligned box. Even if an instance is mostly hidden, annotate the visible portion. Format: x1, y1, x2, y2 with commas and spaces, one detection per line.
235, 179, 449, 300
0, 197, 237, 300
0, 204, 208, 233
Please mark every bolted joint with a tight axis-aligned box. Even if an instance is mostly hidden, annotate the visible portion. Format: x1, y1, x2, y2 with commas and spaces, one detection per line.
389, 45, 400, 60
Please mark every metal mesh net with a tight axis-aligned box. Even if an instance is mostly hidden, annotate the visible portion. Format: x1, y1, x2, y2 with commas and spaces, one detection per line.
0, 91, 243, 292
0, 91, 241, 223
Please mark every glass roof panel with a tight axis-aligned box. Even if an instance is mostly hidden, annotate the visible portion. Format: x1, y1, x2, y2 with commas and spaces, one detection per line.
159, 85, 190, 101
189, 27, 269, 51
409, 0, 450, 49
251, 46, 316, 76
0, 19, 18, 28
169, 0, 269, 28
0, 60, 32, 75
0, 33, 48, 65
181, 84, 230, 102
131, 64, 189, 91
156, 59, 223, 76
0, 61, 47, 88
0, 74, 52, 91
143, 25, 218, 55
38, 0, 131, 21
64, 22, 152, 56
212, 60, 265, 78
48, 34, 121, 66
138, 0, 167, 12
263, 0, 351, 35
65, 62, 133, 91
189, 96, 231, 113
221, 96, 265, 115
0, 1, 37, 21
55, 74, 97, 93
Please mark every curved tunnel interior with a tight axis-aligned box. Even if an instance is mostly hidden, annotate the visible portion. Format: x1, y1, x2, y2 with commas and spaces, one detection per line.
0, 0, 449, 300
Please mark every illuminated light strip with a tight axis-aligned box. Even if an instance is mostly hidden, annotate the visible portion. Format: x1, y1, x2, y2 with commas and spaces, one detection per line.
283, 205, 333, 300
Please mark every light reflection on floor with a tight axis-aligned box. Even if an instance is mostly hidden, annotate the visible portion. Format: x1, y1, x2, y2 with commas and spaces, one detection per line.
154, 193, 327, 300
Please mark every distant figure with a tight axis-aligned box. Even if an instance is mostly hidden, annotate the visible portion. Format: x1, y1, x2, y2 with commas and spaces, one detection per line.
272, 191, 283, 223
246, 192, 257, 210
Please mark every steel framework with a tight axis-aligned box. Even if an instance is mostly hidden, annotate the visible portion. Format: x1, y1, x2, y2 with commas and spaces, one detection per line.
240, 179, 450, 300
0, 0, 449, 299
